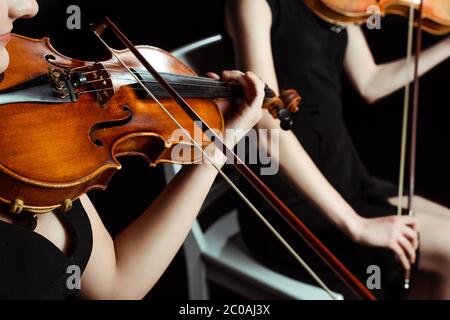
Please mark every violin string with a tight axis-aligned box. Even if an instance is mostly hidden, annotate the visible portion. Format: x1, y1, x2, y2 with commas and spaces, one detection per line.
78, 86, 230, 96
79, 63, 227, 85
69, 64, 94, 71
78, 87, 115, 95
78, 84, 238, 97
92, 29, 338, 300
78, 73, 246, 98
83, 76, 239, 91
79, 69, 100, 76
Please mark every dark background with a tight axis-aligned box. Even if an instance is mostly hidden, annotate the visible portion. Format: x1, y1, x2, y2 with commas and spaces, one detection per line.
11, 0, 449, 299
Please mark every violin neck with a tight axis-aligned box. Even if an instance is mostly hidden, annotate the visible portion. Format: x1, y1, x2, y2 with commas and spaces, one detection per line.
122, 71, 275, 101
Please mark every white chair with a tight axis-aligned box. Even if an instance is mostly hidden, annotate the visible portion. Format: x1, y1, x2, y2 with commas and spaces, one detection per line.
167, 36, 343, 300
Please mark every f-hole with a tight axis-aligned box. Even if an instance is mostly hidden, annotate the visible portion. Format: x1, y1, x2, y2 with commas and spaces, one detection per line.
45, 54, 72, 71
89, 105, 133, 146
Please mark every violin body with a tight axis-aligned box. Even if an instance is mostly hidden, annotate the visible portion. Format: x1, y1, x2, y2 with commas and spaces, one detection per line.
304, 0, 450, 35
0, 34, 224, 213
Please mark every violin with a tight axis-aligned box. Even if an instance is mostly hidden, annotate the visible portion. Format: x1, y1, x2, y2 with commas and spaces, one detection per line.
0, 18, 376, 300
304, 0, 450, 35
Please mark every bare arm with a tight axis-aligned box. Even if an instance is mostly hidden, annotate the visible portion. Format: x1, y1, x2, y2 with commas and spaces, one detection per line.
344, 25, 450, 104
80, 163, 221, 300
225, 0, 419, 270
80, 71, 265, 299
226, 0, 362, 239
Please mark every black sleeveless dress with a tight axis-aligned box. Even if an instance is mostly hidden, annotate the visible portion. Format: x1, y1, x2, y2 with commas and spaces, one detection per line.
0, 200, 93, 299
232, 0, 414, 299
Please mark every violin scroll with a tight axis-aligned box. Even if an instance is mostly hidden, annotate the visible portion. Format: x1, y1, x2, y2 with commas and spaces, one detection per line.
263, 89, 301, 130
280, 89, 301, 113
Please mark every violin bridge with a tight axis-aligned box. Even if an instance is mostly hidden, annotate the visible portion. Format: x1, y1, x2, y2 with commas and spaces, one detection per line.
73, 63, 115, 105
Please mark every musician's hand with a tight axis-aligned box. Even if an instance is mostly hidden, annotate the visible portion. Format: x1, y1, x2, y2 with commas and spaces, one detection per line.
206, 70, 264, 146
352, 215, 419, 271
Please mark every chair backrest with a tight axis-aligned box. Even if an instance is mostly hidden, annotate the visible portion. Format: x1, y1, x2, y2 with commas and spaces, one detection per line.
171, 35, 234, 75
168, 35, 236, 251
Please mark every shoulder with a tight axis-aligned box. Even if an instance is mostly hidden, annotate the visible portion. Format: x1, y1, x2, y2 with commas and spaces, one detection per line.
225, 0, 272, 38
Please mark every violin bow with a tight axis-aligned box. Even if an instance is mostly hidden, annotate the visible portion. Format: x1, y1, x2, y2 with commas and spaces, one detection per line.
397, 0, 424, 289
90, 17, 375, 300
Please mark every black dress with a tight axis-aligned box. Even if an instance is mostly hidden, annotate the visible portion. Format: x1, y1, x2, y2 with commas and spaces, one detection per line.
233, 0, 414, 299
0, 200, 93, 300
